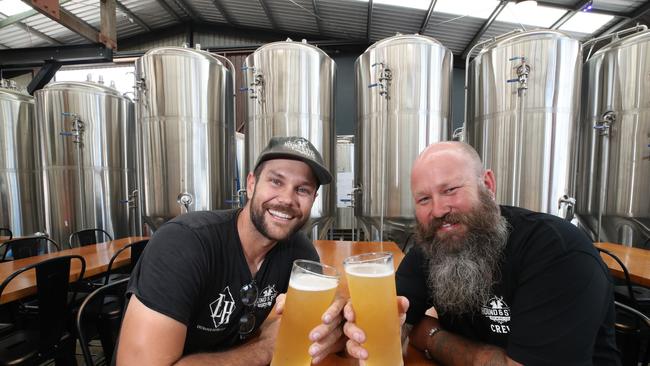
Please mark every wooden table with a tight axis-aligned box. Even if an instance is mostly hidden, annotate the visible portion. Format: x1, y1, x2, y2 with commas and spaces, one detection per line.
0, 236, 149, 304
313, 240, 432, 366
595, 242, 650, 287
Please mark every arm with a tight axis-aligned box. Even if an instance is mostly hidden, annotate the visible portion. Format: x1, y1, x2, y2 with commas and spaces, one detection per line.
343, 296, 521, 366
408, 315, 522, 366
117, 295, 279, 366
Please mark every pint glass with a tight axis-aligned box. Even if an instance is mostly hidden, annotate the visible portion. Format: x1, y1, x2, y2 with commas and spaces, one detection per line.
344, 252, 403, 366
271, 260, 339, 366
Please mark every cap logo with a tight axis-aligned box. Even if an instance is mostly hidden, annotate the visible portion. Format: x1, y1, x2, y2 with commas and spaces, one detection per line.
284, 139, 316, 160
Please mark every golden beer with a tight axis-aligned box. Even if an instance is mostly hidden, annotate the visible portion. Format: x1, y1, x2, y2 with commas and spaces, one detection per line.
271, 260, 339, 366
345, 253, 403, 366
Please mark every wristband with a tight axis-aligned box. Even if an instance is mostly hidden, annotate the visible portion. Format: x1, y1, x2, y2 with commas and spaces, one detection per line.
423, 327, 442, 360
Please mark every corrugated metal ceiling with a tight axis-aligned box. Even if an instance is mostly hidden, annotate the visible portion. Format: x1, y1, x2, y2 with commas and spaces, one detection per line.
0, 0, 648, 61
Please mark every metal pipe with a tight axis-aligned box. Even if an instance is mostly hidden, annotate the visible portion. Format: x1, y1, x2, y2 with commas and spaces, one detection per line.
584, 25, 647, 61
594, 111, 616, 241
73, 116, 87, 229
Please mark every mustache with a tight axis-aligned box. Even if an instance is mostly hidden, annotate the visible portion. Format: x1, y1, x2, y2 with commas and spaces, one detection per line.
418, 211, 471, 242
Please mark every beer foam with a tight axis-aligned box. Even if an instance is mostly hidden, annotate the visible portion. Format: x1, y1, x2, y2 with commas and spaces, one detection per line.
345, 263, 394, 277
290, 273, 338, 291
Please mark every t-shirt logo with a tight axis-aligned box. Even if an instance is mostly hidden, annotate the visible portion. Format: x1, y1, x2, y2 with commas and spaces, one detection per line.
210, 286, 236, 330
256, 284, 278, 309
481, 296, 511, 334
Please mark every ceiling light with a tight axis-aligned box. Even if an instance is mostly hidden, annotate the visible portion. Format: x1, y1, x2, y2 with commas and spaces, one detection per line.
0, 0, 32, 16
515, 0, 537, 12
497, 1, 566, 28
559, 11, 614, 34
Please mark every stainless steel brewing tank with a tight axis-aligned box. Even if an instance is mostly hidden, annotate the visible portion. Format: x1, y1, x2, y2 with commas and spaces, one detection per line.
336, 135, 355, 230
465, 30, 582, 218
243, 40, 336, 221
35, 81, 136, 245
577, 29, 650, 246
355, 34, 452, 228
136, 47, 236, 230
0, 85, 44, 236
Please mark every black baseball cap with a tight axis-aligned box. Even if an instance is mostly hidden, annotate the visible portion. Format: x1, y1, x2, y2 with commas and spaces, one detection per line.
254, 136, 333, 185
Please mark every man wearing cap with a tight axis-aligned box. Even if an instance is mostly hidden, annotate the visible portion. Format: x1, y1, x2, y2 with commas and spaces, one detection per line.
117, 137, 344, 365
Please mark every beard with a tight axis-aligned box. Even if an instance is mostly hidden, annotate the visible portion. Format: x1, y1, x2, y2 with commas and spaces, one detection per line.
416, 186, 509, 315
249, 191, 308, 242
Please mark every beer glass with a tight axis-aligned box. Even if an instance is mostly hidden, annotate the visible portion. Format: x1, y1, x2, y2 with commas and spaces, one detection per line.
344, 252, 403, 366
271, 260, 339, 366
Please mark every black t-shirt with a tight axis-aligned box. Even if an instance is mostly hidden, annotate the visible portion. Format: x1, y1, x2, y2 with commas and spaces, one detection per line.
126, 209, 319, 355
396, 205, 620, 365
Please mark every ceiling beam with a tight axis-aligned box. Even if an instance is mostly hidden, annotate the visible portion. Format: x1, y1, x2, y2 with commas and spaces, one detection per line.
19, 0, 108, 47
594, 1, 650, 38
419, 0, 438, 34
0, 44, 113, 68
27, 61, 60, 94
550, 0, 591, 29
312, 0, 323, 35
153, 0, 182, 21
0, 0, 70, 29
461, 0, 507, 59
116, 0, 151, 32
258, 0, 279, 31
366, 0, 373, 41
100, 0, 117, 50
171, 0, 201, 21
210, 0, 237, 26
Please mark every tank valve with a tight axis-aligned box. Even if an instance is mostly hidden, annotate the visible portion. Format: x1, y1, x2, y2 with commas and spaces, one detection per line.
368, 62, 392, 98
177, 192, 194, 213
594, 111, 616, 136
452, 127, 465, 142
60, 113, 85, 146
507, 56, 530, 96
120, 190, 138, 209
558, 195, 576, 221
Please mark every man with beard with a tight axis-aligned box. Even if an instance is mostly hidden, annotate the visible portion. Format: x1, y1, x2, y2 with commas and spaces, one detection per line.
343, 141, 619, 365
117, 137, 345, 365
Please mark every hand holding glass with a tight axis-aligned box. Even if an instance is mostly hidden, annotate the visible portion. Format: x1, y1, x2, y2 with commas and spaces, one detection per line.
271, 260, 339, 366
344, 252, 403, 366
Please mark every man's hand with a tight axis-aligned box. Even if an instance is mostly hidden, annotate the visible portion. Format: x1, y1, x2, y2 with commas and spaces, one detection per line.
255, 313, 281, 363
308, 296, 347, 363
275, 294, 347, 364
343, 296, 409, 360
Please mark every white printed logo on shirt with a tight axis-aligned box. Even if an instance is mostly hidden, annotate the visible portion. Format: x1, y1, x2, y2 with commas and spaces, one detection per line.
209, 286, 236, 330
481, 296, 511, 334
256, 284, 278, 309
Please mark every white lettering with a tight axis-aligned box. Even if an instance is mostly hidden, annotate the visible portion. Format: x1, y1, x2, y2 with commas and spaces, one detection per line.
490, 324, 511, 334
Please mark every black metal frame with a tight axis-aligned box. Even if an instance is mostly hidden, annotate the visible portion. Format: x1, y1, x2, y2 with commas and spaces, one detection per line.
76, 277, 130, 366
